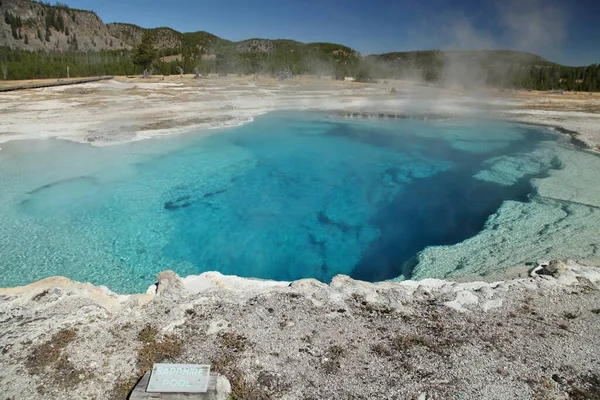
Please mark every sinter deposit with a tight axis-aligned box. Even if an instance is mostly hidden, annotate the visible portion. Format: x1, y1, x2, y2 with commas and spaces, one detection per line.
1, 261, 599, 399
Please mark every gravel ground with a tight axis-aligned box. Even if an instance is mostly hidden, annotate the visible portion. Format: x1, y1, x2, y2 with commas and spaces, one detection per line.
1, 76, 598, 152
1, 262, 599, 400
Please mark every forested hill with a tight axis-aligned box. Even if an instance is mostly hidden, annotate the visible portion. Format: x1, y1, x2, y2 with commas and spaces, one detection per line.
364, 50, 599, 91
1, 0, 127, 51
370, 50, 554, 66
0, 0, 598, 91
0, 0, 360, 67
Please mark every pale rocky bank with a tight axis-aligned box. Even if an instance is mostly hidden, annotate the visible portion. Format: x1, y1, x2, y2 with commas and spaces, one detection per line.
1, 76, 599, 152
1, 260, 600, 399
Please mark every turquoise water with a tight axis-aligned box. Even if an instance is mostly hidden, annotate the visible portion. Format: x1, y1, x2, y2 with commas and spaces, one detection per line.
0, 112, 569, 292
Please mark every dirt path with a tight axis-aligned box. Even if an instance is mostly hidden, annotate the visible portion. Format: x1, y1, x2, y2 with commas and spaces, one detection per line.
0, 76, 113, 92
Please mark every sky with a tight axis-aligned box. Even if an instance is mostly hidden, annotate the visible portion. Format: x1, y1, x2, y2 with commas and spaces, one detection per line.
65, 0, 600, 66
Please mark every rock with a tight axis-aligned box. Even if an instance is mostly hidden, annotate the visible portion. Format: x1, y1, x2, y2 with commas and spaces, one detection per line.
443, 290, 479, 312
215, 374, 232, 400
155, 270, 185, 300
482, 298, 503, 311
529, 265, 544, 277
544, 260, 567, 277
206, 319, 230, 335
289, 278, 327, 290
531, 260, 568, 278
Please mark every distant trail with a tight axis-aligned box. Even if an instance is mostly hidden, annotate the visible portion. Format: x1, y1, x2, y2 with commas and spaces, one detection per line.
0, 76, 113, 92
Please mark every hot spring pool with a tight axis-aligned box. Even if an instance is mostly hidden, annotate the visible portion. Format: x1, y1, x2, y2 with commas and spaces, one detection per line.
1, 112, 599, 293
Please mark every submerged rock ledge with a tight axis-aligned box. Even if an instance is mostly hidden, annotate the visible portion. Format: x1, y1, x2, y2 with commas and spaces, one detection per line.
1, 261, 600, 399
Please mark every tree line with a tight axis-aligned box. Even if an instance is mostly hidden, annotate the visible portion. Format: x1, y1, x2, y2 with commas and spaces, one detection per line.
1, 37, 599, 92
366, 50, 600, 91
0, 47, 135, 79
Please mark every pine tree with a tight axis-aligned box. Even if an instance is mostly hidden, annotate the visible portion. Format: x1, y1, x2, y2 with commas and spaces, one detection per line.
57, 13, 64, 32
132, 31, 157, 71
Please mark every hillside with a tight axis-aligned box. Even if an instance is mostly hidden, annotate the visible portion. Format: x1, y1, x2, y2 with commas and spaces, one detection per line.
0, 0, 598, 91
368, 50, 555, 67
0, 0, 358, 61
106, 23, 231, 56
361, 49, 600, 91
0, 0, 129, 51
106, 23, 181, 50
364, 49, 561, 84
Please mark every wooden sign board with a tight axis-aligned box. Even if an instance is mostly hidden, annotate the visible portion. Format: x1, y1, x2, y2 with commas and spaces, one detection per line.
146, 364, 211, 393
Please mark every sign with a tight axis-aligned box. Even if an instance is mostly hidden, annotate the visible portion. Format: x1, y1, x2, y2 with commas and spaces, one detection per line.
146, 363, 211, 393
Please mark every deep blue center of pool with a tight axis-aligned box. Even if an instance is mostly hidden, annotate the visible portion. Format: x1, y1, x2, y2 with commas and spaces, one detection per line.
0, 112, 560, 292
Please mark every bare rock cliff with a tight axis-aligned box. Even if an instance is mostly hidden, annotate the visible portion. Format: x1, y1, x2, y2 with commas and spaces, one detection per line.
0, 0, 129, 51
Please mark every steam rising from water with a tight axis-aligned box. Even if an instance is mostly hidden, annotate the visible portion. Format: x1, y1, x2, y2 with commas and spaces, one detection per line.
363, 0, 568, 89
498, 0, 565, 54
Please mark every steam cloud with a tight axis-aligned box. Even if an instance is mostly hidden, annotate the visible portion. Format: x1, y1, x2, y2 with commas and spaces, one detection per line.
442, 0, 567, 58
497, 0, 566, 53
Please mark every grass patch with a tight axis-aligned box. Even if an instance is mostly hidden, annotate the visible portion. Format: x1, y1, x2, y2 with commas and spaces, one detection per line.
326, 345, 345, 359
391, 334, 431, 351
228, 369, 272, 400
211, 332, 250, 374
137, 325, 159, 343
525, 376, 554, 400
371, 342, 392, 357
210, 332, 267, 399
136, 334, 183, 372
26, 328, 77, 373
322, 345, 346, 373
563, 311, 580, 320
565, 373, 600, 400
211, 352, 236, 373
218, 332, 247, 352
53, 355, 88, 389
25, 328, 89, 391
109, 376, 140, 400
109, 328, 185, 400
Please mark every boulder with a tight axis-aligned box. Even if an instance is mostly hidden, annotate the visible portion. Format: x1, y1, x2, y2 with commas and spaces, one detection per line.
215, 374, 232, 400
155, 270, 186, 299
543, 260, 567, 277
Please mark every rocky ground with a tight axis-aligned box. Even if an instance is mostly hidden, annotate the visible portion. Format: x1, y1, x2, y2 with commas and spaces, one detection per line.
1, 76, 599, 400
1, 261, 599, 400
506, 90, 600, 152
0, 75, 599, 152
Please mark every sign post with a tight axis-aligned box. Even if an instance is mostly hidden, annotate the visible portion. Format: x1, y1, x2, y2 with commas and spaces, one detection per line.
130, 363, 220, 399
147, 364, 211, 393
